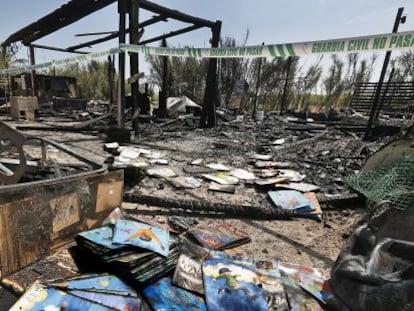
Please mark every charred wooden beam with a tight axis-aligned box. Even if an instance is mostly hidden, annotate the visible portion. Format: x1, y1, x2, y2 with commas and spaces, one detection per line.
136, 0, 215, 28
138, 24, 203, 45
30, 44, 89, 54
75, 30, 118, 37
67, 15, 166, 51
2, 0, 118, 46
123, 192, 302, 220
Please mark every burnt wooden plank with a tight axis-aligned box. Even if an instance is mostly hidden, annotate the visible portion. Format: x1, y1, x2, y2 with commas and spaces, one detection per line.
0, 169, 123, 277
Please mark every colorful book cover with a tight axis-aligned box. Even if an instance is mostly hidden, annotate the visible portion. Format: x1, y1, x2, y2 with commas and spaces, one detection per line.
279, 262, 336, 308
280, 276, 323, 311
49, 274, 137, 297
296, 272, 335, 306
188, 223, 251, 250
209, 252, 289, 310
77, 226, 124, 250
172, 239, 210, 294
267, 190, 314, 212
142, 276, 207, 311
202, 258, 268, 311
10, 282, 113, 311
113, 219, 169, 257
301, 192, 323, 220
69, 290, 142, 311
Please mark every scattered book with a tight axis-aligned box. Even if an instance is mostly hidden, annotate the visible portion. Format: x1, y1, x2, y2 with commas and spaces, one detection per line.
254, 168, 279, 178
206, 163, 231, 171
208, 252, 289, 310
250, 154, 273, 161
268, 190, 314, 212
173, 239, 210, 294
275, 182, 320, 193
149, 158, 169, 165
146, 167, 177, 178
11, 274, 142, 311
167, 176, 202, 189
11, 283, 113, 311
277, 169, 306, 182
202, 173, 239, 185
279, 262, 336, 307
255, 177, 289, 187
202, 257, 268, 311
302, 192, 323, 220
142, 276, 207, 311
187, 223, 251, 250
255, 161, 290, 169
229, 168, 256, 181
208, 182, 236, 194
112, 219, 170, 257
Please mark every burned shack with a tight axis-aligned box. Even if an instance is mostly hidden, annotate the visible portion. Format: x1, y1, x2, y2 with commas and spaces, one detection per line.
1, 1, 414, 311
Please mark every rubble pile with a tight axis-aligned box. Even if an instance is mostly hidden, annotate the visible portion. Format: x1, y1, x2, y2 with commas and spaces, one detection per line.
103, 112, 395, 216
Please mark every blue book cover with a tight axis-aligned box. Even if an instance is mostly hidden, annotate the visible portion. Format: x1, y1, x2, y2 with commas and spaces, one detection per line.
69, 290, 142, 311
202, 258, 268, 311
267, 190, 314, 212
10, 282, 113, 311
113, 219, 170, 257
142, 276, 207, 311
77, 226, 124, 250
49, 274, 137, 297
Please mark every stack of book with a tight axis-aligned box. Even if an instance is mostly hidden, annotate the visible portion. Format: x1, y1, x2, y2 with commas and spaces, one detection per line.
10, 274, 143, 311
75, 218, 180, 288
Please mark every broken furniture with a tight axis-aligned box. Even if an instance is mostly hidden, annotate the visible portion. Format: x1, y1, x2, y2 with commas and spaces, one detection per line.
0, 121, 124, 278
10, 96, 38, 121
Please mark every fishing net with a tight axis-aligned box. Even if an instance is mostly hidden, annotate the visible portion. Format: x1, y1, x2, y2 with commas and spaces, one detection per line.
345, 155, 414, 213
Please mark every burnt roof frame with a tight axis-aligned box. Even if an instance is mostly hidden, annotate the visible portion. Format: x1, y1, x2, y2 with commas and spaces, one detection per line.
1, 0, 218, 52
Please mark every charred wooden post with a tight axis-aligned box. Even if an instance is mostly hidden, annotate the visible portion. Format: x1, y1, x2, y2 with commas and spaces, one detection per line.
28, 45, 37, 97
159, 38, 168, 118
129, 0, 140, 132
118, 0, 128, 128
108, 55, 114, 106
200, 20, 221, 128
365, 7, 405, 140
252, 42, 265, 118
280, 56, 293, 115
375, 67, 395, 122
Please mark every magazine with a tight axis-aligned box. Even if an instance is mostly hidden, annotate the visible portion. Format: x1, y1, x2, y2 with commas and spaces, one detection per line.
267, 190, 314, 212
188, 223, 251, 250
172, 239, 210, 294
202, 257, 268, 311
209, 251, 289, 311
113, 219, 170, 257
142, 276, 207, 311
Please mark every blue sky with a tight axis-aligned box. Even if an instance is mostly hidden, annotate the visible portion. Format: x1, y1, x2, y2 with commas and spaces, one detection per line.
1, 0, 414, 78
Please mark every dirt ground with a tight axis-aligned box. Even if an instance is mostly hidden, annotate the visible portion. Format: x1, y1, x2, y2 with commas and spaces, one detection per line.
4, 114, 391, 311
1, 112, 388, 307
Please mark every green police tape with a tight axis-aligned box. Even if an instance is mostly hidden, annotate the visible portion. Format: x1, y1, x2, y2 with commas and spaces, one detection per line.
0, 47, 122, 76
1, 30, 414, 76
